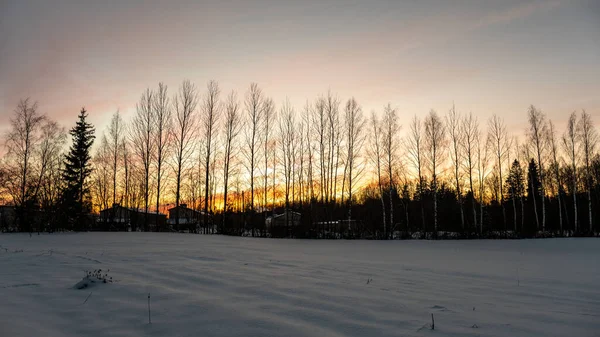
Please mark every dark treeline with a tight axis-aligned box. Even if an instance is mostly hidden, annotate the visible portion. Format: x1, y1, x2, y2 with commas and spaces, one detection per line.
1, 81, 598, 238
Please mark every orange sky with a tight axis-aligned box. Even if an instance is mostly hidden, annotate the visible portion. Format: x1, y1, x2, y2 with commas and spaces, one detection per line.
1, 0, 599, 138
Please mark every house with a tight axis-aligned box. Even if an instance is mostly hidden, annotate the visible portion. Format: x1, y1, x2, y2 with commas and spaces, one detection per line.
266, 210, 301, 229
167, 204, 212, 232
98, 204, 166, 231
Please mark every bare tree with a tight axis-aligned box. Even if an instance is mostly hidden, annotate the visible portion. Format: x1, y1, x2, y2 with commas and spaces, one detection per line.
131, 88, 155, 230
562, 112, 578, 232
278, 99, 295, 227
527, 105, 548, 232
325, 92, 341, 205
405, 115, 425, 231
487, 114, 511, 230
262, 97, 275, 213
369, 112, 386, 237
424, 110, 446, 235
341, 98, 366, 227
382, 103, 400, 238
297, 118, 306, 208
4, 99, 46, 213
172, 80, 199, 232
461, 112, 479, 229
446, 105, 465, 229
313, 97, 327, 204
152, 83, 172, 229
243, 83, 263, 217
92, 135, 112, 212
476, 127, 490, 234
302, 101, 316, 205
106, 111, 124, 209
121, 141, 131, 209
202, 80, 220, 233
547, 119, 563, 232
578, 110, 597, 232
222, 91, 242, 231
37, 121, 67, 226
33, 120, 66, 202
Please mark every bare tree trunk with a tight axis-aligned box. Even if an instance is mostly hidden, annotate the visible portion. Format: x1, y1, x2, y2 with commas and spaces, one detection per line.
152, 83, 171, 231
579, 110, 597, 233
462, 113, 479, 232
548, 120, 563, 233
172, 80, 199, 233
447, 105, 465, 230
222, 91, 241, 233
202, 80, 220, 234
279, 100, 295, 232
405, 116, 425, 232
425, 110, 446, 236
370, 113, 386, 238
528, 106, 548, 232
383, 104, 399, 238
262, 98, 275, 215
343, 98, 365, 236
563, 112, 578, 233
488, 114, 511, 232
131, 89, 155, 231
107, 111, 123, 209
244, 84, 264, 229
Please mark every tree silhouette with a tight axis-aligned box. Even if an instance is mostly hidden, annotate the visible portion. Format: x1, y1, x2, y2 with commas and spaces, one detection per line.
62, 108, 95, 230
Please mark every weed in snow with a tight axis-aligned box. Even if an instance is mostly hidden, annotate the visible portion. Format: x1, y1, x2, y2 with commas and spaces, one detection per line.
74, 269, 113, 289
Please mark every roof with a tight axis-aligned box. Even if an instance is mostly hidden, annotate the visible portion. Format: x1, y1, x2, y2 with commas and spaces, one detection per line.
271, 211, 301, 219
167, 205, 210, 216
100, 205, 166, 216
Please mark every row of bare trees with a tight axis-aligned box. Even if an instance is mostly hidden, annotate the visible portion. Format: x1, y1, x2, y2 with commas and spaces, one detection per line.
2, 81, 598, 237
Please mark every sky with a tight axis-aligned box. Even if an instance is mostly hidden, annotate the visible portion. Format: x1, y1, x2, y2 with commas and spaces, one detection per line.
1, 0, 599, 140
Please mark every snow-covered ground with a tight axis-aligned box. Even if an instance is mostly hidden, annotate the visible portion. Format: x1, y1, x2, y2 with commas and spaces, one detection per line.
0, 233, 598, 337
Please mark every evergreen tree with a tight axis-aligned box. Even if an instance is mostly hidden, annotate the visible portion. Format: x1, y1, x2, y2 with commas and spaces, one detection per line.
506, 159, 525, 232
506, 160, 525, 200
527, 159, 541, 202
527, 158, 541, 231
62, 108, 95, 230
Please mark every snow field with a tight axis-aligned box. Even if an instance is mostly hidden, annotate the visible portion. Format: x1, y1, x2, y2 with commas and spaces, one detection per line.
0, 233, 599, 337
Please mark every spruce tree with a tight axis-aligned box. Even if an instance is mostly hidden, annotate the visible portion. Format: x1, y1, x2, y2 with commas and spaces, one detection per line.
527, 159, 541, 231
62, 108, 95, 230
506, 160, 525, 200
527, 159, 541, 202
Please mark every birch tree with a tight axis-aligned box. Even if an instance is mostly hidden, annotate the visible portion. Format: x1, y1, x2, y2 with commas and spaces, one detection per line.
202, 80, 220, 233
369, 112, 386, 237
562, 112, 578, 232
424, 110, 446, 234
222, 91, 241, 230
4, 99, 46, 214
487, 114, 511, 230
172, 80, 198, 231
462, 112, 479, 229
578, 110, 597, 232
341, 98, 366, 225
547, 119, 563, 232
382, 104, 399, 237
405, 115, 425, 231
278, 100, 295, 227
476, 127, 490, 234
131, 88, 154, 230
262, 97, 275, 212
243, 83, 263, 214
107, 111, 124, 207
446, 105, 465, 229
527, 105, 548, 231
152, 83, 171, 229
